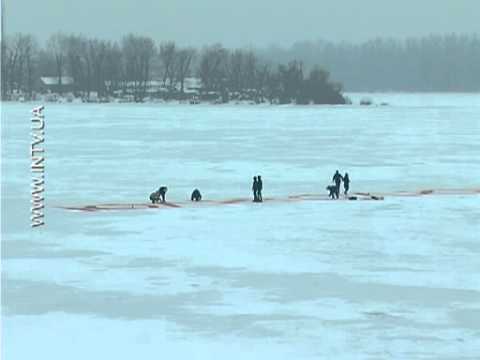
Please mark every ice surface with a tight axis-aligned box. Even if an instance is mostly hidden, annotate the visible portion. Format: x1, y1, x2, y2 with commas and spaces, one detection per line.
2, 93, 480, 359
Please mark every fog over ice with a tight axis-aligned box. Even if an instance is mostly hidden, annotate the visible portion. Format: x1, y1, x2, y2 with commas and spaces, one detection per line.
6, 0, 480, 46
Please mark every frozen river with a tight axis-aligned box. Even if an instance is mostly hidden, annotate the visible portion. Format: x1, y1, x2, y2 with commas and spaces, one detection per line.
2, 93, 480, 359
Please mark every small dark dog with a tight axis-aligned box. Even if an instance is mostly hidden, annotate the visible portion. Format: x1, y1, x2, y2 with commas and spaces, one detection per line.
326, 185, 337, 199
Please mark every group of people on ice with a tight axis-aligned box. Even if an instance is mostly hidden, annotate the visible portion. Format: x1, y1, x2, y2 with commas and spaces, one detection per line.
150, 186, 202, 204
327, 170, 350, 199
252, 175, 263, 202
149, 171, 350, 203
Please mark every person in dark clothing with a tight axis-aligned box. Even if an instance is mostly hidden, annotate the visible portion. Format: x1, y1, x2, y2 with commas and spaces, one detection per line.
326, 185, 337, 199
252, 176, 259, 202
191, 189, 202, 201
257, 175, 263, 202
343, 173, 350, 195
158, 186, 168, 203
149, 191, 160, 204
332, 170, 343, 199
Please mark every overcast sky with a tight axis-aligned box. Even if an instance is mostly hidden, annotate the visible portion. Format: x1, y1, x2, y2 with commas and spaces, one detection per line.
6, 0, 480, 47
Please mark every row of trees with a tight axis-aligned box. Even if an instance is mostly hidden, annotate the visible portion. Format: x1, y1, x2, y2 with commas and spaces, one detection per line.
3, 33, 480, 102
194, 44, 345, 104
261, 34, 480, 92
2, 33, 159, 101
1, 32, 347, 104
1, 33, 37, 98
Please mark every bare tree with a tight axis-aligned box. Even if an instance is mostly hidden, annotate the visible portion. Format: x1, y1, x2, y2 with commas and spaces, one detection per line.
226, 49, 245, 92
104, 42, 123, 95
1, 23, 6, 98
243, 50, 257, 90
225, 49, 258, 96
254, 62, 271, 102
175, 47, 196, 94
23, 35, 39, 98
88, 39, 108, 97
1, 33, 38, 98
46, 33, 68, 93
159, 41, 176, 87
3, 35, 25, 96
122, 34, 155, 102
197, 44, 228, 92
65, 35, 88, 96
140, 37, 156, 99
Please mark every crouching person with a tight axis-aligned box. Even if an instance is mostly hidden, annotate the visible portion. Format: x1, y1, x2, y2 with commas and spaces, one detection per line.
191, 189, 202, 202
150, 186, 168, 204
149, 190, 160, 204
326, 185, 337, 200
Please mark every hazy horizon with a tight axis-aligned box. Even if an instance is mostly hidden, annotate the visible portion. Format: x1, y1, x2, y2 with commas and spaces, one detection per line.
5, 0, 480, 47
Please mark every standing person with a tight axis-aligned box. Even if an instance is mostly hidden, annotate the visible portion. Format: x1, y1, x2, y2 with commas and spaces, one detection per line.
332, 170, 343, 199
343, 173, 350, 195
252, 176, 258, 202
158, 186, 168, 203
257, 175, 263, 202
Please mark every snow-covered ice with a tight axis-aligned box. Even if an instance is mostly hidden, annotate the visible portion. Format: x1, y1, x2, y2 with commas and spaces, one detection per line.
2, 93, 480, 359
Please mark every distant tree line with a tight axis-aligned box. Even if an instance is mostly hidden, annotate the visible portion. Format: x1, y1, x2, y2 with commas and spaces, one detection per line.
1, 32, 346, 104
4, 33, 478, 103
260, 34, 480, 92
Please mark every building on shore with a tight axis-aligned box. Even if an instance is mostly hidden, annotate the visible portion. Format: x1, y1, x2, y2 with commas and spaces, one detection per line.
38, 77, 75, 94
